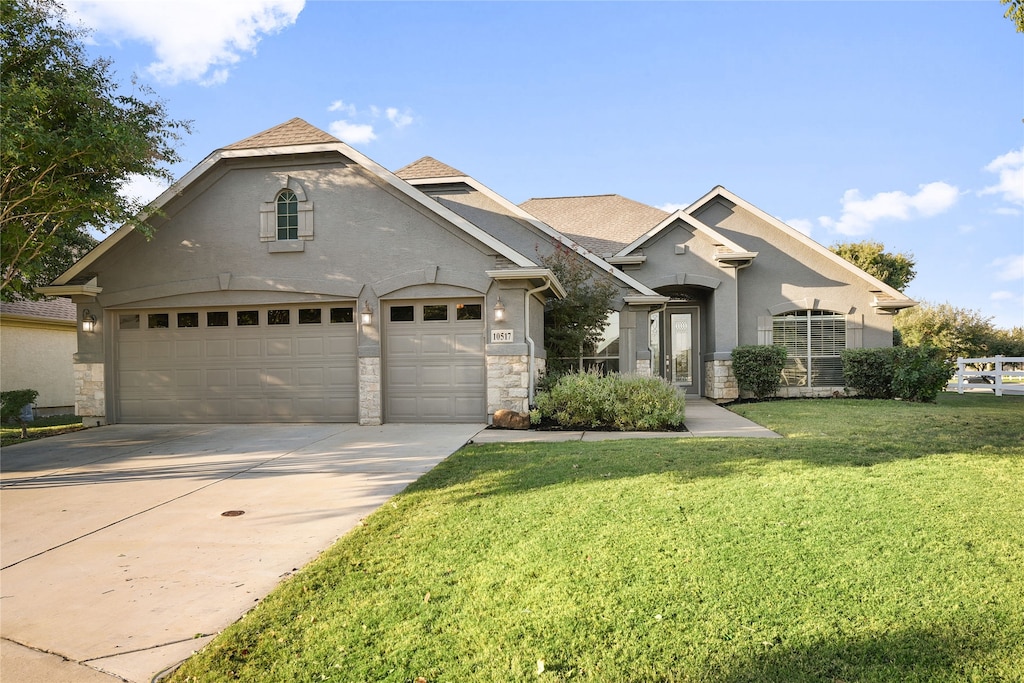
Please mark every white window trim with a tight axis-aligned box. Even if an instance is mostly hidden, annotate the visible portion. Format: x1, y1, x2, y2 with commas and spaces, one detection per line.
260, 176, 314, 249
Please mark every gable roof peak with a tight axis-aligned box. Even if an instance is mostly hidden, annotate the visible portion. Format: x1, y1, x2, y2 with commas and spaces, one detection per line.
222, 117, 340, 150
395, 156, 468, 180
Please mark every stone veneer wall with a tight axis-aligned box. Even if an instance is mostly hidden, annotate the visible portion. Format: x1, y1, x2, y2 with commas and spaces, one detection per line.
635, 359, 652, 376
74, 361, 106, 426
486, 354, 531, 416
704, 359, 739, 403
358, 357, 382, 425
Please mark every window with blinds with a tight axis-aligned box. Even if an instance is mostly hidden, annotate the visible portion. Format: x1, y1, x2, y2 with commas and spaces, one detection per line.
772, 310, 846, 387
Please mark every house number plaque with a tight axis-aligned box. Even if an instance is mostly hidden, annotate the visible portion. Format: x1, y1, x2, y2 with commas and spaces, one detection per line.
490, 329, 514, 343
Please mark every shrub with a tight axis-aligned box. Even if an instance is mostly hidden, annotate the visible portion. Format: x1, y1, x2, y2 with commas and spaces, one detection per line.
841, 348, 895, 399
731, 345, 787, 400
890, 345, 955, 402
1, 388, 39, 438
534, 371, 685, 430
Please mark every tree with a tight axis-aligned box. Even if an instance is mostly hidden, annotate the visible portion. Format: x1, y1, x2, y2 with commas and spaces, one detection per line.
539, 243, 619, 377
1, 388, 39, 438
830, 241, 916, 292
893, 301, 1001, 361
1, 0, 190, 301
1002, 0, 1024, 32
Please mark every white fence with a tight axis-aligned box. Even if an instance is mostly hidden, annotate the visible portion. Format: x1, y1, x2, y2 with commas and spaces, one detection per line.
955, 356, 1024, 396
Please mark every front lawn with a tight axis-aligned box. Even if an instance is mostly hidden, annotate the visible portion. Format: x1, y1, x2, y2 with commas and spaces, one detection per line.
0, 414, 83, 447
170, 394, 1024, 682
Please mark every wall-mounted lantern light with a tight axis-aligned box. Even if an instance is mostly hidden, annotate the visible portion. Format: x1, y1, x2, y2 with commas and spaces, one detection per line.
82, 309, 97, 333
360, 302, 373, 326
493, 297, 506, 323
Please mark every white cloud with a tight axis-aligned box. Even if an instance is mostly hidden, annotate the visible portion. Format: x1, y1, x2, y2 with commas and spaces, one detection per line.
785, 218, 814, 237
991, 254, 1024, 281
656, 203, 688, 213
328, 100, 356, 117
65, 0, 304, 86
980, 147, 1024, 206
328, 120, 376, 144
386, 107, 414, 129
957, 224, 977, 234
990, 290, 1015, 301
822, 181, 960, 236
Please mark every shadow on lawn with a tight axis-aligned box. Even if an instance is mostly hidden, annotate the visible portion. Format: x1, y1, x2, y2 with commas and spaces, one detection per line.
715, 619, 1011, 682
421, 426, 1024, 501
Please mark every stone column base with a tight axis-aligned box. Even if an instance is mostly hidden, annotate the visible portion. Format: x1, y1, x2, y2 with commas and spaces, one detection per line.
486, 354, 530, 418
358, 357, 382, 425
704, 359, 739, 402
74, 361, 107, 425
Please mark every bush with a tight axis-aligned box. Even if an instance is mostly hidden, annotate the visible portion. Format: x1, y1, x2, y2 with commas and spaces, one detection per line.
841, 348, 895, 399
1, 388, 39, 439
534, 371, 685, 430
890, 345, 954, 402
731, 345, 787, 400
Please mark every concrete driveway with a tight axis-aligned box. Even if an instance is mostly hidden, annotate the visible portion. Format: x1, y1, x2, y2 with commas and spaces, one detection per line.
1, 422, 482, 683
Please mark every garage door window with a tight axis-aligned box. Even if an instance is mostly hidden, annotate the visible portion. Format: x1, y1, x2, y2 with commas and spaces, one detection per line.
423, 304, 448, 321
268, 309, 290, 325
299, 308, 322, 324
148, 313, 169, 328
390, 305, 414, 322
456, 303, 482, 320
237, 310, 259, 326
177, 312, 199, 328
330, 307, 354, 324
119, 314, 140, 329
207, 311, 229, 327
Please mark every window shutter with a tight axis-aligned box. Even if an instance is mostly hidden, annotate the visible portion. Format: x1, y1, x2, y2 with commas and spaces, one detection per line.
259, 202, 275, 241
845, 313, 863, 348
298, 201, 314, 239
757, 315, 773, 345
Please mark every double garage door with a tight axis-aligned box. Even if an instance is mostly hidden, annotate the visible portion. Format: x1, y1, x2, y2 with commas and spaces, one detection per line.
114, 304, 359, 423
113, 298, 486, 423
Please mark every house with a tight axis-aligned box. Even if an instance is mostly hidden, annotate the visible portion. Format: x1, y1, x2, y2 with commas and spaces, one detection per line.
39, 118, 915, 425
0, 297, 77, 416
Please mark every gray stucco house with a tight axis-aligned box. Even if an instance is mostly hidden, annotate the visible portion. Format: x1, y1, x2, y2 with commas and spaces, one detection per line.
40, 118, 915, 425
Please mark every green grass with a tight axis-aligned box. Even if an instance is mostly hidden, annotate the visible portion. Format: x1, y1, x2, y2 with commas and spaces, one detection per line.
0, 414, 83, 447
171, 394, 1024, 682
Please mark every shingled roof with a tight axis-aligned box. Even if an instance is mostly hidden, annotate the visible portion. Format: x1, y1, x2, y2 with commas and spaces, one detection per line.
222, 117, 341, 150
520, 195, 670, 256
395, 156, 467, 181
0, 297, 76, 321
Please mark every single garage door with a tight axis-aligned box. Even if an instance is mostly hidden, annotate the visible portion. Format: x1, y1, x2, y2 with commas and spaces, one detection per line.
114, 304, 358, 423
384, 299, 485, 422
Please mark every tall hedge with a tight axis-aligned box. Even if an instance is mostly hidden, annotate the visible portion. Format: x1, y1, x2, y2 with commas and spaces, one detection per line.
731, 345, 787, 400
841, 345, 953, 403
841, 348, 895, 399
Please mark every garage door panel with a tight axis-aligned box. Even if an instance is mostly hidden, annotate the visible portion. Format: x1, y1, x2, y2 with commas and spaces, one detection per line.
454, 365, 485, 385
455, 396, 485, 420
455, 334, 484, 353
420, 365, 453, 387
421, 334, 451, 354
115, 304, 357, 423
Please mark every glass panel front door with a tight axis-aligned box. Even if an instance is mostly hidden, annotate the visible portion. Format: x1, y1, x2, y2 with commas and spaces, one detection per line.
670, 312, 693, 388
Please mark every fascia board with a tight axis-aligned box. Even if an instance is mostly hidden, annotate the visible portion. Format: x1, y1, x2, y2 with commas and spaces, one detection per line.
53, 142, 536, 287
34, 283, 103, 297
458, 177, 661, 297
687, 186, 915, 304
623, 295, 670, 305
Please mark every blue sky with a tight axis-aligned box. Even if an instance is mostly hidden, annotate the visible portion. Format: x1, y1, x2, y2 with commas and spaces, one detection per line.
65, 0, 1023, 329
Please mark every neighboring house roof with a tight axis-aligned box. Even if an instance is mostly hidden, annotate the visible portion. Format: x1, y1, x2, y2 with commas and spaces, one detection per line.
0, 297, 76, 322
403, 165, 664, 300
686, 186, 916, 312
520, 195, 670, 256
395, 156, 468, 180
41, 120, 542, 294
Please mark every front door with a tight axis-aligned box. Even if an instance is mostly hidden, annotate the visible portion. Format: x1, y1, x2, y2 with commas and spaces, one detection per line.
651, 307, 701, 396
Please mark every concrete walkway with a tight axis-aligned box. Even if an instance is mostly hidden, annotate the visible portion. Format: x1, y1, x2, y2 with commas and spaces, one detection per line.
1, 423, 482, 683
469, 398, 780, 443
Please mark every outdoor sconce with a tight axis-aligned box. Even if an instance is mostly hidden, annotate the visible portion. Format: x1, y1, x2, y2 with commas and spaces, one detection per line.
82, 309, 97, 333
493, 297, 506, 323
360, 302, 373, 326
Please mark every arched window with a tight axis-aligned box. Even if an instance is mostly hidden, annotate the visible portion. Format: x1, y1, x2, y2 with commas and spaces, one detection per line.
276, 189, 299, 240
772, 310, 846, 387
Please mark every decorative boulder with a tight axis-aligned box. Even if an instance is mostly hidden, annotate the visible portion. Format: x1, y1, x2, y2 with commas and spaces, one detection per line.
492, 409, 530, 430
